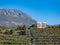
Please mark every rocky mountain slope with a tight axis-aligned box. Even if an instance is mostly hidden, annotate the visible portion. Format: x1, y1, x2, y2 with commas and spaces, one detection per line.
0, 8, 36, 27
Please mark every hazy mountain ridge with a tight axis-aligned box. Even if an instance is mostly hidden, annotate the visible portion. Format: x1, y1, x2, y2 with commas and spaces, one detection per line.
0, 8, 36, 27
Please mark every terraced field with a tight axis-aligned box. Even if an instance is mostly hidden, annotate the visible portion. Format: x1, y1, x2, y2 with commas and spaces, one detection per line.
0, 34, 30, 45
30, 28, 60, 45
0, 27, 60, 45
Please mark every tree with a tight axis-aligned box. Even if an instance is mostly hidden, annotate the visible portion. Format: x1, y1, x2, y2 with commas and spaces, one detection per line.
22, 25, 28, 30
16, 25, 22, 30
4, 30, 9, 34
4, 29, 13, 35
9, 29, 13, 34
28, 24, 37, 29
31, 24, 37, 27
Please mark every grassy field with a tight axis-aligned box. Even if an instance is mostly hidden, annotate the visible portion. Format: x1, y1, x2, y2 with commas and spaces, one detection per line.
0, 34, 30, 45
0, 27, 60, 45
30, 27, 60, 45
0, 27, 31, 45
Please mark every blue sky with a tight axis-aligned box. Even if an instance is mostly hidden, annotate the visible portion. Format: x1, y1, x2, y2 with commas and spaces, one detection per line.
0, 0, 60, 25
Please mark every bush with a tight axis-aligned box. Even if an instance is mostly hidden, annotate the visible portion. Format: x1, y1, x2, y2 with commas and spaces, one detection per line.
22, 25, 28, 30
9, 29, 13, 34
16, 25, 22, 30
4, 29, 13, 35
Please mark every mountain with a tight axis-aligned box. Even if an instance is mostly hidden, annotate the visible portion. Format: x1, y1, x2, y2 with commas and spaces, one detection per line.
0, 8, 36, 27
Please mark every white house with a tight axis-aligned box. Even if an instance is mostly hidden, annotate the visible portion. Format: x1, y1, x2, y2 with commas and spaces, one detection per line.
37, 22, 46, 28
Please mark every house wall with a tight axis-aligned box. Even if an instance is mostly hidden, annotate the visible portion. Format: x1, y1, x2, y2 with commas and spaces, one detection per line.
37, 22, 46, 28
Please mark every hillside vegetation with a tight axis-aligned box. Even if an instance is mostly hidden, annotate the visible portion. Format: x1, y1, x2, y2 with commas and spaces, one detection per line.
0, 25, 60, 45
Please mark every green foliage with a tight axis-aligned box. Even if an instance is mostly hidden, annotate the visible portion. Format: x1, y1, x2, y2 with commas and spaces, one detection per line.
30, 27, 60, 45
9, 29, 13, 34
22, 25, 28, 30
4, 30, 9, 34
0, 25, 60, 45
0, 35, 30, 45
29, 24, 37, 29
4, 29, 13, 35
16, 25, 28, 30
16, 25, 22, 30
30, 24, 36, 27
